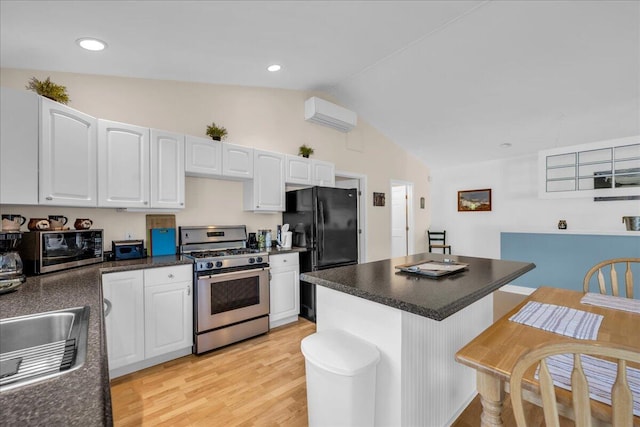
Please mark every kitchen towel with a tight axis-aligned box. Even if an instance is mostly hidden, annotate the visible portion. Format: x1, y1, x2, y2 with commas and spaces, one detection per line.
509, 301, 603, 340
537, 353, 640, 416
580, 292, 640, 315
150, 228, 176, 256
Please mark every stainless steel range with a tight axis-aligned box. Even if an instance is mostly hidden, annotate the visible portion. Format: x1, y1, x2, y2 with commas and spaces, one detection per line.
179, 225, 270, 354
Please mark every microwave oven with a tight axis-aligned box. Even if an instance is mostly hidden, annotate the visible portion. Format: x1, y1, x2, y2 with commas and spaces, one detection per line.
19, 229, 104, 275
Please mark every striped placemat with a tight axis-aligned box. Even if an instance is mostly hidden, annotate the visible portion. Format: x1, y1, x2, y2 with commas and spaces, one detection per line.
509, 301, 603, 340
537, 353, 640, 416
581, 293, 640, 315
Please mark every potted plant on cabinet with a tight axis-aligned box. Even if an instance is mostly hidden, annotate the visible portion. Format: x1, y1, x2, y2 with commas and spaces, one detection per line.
299, 144, 314, 158
206, 122, 228, 141
25, 77, 70, 104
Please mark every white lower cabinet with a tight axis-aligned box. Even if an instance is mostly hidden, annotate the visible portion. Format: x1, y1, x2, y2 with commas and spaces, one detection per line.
102, 270, 145, 370
102, 264, 193, 378
143, 268, 192, 358
269, 253, 300, 328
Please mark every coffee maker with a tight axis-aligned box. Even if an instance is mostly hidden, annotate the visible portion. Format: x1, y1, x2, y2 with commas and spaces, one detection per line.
0, 231, 26, 294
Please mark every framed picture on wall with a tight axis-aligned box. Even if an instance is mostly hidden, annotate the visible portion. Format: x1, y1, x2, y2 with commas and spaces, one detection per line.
458, 188, 492, 212
373, 192, 385, 206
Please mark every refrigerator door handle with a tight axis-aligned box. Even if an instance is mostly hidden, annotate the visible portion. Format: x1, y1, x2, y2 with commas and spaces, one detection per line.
319, 201, 325, 260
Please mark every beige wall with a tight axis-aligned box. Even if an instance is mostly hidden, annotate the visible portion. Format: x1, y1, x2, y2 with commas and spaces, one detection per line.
0, 68, 430, 261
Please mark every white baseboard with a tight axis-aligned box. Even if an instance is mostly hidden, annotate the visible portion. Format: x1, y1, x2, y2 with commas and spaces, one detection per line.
498, 284, 535, 296
445, 391, 477, 427
109, 346, 192, 379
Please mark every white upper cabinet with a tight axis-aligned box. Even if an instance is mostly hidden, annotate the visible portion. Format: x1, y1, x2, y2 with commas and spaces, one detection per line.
39, 97, 98, 206
285, 155, 312, 185
244, 149, 285, 212
150, 129, 185, 209
538, 136, 640, 199
98, 119, 150, 208
0, 87, 39, 205
285, 155, 335, 187
185, 135, 222, 177
223, 143, 254, 179
311, 159, 335, 187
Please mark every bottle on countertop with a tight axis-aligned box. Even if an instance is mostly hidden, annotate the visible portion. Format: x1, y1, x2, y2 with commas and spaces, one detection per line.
265, 230, 272, 249
276, 225, 282, 246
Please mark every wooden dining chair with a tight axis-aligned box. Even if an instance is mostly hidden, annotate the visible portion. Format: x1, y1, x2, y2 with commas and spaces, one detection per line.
583, 257, 640, 299
510, 341, 640, 427
427, 230, 451, 254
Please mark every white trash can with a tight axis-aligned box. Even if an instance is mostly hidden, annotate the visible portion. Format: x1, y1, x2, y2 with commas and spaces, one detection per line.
301, 330, 381, 427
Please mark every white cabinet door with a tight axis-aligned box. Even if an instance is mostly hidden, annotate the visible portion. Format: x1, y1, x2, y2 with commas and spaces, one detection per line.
144, 281, 192, 358
269, 253, 300, 328
102, 270, 145, 370
0, 87, 39, 205
285, 155, 312, 185
143, 265, 193, 358
222, 143, 254, 179
39, 97, 98, 206
185, 135, 222, 177
244, 149, 285, 212
150, 129, 185, 209
312, 159, 335, 187
98, 119, 150, 208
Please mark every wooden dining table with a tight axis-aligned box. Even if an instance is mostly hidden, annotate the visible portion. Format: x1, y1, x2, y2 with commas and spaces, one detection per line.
455, 286, 640, 426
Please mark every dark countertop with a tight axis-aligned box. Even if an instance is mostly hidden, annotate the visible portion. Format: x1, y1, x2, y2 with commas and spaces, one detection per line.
0, 255, 192, 427
300, 253, 535, 321
267, 246, 307, 255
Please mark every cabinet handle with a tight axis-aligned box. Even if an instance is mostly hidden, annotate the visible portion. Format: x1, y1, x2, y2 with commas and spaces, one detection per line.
104, 298, 112, 317
180, 202, 184, 206
144, 201, 148, 205
168, 273, 174, 279
283, 259, 287, 263
46, 196, 53, 200
187, 285, 191, 296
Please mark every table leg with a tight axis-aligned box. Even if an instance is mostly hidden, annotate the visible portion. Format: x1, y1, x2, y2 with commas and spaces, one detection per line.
476, 371, 505, 427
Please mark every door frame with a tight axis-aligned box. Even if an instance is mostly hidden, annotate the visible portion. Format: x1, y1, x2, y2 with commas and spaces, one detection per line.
335, 170, 367, 263
390, 180, 415, 256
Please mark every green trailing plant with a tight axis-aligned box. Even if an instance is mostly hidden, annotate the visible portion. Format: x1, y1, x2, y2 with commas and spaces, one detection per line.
206, 122, 228, 141
299, 144, 314, 158
25, 77, 70, 104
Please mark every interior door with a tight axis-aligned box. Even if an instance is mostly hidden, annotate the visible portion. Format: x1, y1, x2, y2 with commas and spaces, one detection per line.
391, 184, 408, 257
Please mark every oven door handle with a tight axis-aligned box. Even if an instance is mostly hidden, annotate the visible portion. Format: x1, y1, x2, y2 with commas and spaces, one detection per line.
199, 267, 270, 280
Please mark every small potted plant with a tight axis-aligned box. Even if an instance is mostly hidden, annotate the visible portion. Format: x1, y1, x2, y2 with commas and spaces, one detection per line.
25, 77, 70, 104
206, 122, 228, 141
299, 144, 314, 158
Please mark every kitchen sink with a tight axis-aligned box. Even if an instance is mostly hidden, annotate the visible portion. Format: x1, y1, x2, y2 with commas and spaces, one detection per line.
0, 306, 90, 391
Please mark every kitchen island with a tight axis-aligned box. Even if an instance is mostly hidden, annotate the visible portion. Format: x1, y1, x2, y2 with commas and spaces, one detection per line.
0, 256, 192, 426
300, 253, 534, 427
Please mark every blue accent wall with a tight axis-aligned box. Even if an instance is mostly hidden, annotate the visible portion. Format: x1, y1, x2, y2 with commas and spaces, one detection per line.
500, 232, 640, 294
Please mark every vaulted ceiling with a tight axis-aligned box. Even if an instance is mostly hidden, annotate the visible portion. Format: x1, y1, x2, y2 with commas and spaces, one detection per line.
1, 1, 638, 168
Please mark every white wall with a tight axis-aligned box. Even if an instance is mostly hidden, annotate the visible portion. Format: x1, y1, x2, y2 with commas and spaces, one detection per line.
0, 68, 431, 261
430, 154, 638, 259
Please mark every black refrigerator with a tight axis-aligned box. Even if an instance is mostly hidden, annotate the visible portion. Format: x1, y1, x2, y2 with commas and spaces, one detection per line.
283, 186, 358, 322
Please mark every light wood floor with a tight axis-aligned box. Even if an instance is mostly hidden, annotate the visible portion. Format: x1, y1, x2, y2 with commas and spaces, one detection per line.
111, 317, 564, 426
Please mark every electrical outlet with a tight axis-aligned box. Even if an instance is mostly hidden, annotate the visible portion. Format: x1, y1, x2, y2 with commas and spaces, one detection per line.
125, 231, 134, 240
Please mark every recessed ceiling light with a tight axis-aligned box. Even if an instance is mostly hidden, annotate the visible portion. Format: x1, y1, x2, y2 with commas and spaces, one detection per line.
267, 64, 281, 72
76, 38, 107, 51
500, 142, 512, 148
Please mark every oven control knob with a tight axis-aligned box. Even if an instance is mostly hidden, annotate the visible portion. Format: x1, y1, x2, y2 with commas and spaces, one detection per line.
248, 257, 255, 264
256, 257, 263, 263
215, 261, 223, 268
206, 262, 214, 269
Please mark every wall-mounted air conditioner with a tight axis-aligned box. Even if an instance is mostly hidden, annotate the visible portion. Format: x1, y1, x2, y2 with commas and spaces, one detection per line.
304, 97, 357, 133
